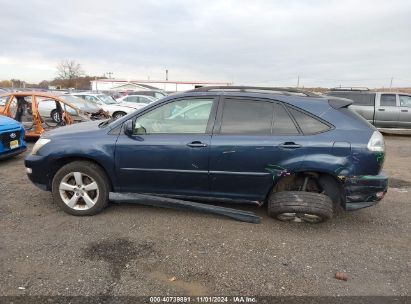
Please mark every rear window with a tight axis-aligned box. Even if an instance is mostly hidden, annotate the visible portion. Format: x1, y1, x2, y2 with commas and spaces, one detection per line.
327, 92, 375, 106
287, 107, 331, 134
380, 94, 397, 106
220, 98, 273, 134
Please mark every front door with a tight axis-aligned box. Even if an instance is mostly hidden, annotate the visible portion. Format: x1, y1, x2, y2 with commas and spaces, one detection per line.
398, 94, 411, 129
375, 93, 400, 127
115, 97, 218, 195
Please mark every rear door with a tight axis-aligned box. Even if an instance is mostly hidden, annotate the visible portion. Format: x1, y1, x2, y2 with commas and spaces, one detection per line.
398, 94, 411, 128
374, 93, 400, 127
209, 97, 306, 202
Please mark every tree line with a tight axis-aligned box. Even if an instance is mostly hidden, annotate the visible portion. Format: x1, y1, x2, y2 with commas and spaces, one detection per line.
0, 60, 105, 90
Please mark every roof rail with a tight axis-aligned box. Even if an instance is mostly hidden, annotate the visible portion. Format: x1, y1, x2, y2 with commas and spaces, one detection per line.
330, 87, 369, 92
188, 86, 319, 97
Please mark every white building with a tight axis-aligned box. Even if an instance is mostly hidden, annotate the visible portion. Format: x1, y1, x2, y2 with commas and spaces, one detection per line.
91, 79, 232, 92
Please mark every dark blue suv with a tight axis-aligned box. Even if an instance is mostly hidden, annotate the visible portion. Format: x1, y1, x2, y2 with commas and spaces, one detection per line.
25, 87, 388, 223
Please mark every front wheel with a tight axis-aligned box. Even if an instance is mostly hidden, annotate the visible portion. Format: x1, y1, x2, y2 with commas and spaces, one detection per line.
268, 191, 333, 223
52, 161, 110, 216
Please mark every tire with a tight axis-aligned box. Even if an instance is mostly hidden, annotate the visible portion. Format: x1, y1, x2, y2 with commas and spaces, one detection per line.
52, 161, 110, 216
268, 191, 333, 223
112, 111, 126, 120
51, 109, 61, 123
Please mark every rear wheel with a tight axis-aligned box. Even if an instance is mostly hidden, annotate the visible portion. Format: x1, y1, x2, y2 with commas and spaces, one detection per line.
52, 161, 110, 216
112, 111, 126, 120
51, 109, 62, 123
268, 191, 333, 223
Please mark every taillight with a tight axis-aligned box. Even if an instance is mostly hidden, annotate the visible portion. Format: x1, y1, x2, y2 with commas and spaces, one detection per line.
367, 131, 385, 152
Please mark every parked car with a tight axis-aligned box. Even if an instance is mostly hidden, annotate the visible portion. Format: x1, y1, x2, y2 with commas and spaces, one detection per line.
25, 86, 387, 223
115, 95, 156, 109
326, 88, 411, 134
0, 92, 93, 138
70, 93, 139, 119
38, 95, 110, 123
128, 90, 168, 100
0, 115, 26, 159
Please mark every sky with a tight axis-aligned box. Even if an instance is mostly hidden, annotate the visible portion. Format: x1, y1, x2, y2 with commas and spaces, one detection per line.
1, 0, 410, 88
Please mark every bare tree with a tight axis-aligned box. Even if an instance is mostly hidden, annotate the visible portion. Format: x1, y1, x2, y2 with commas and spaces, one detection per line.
56, 60, 84, 80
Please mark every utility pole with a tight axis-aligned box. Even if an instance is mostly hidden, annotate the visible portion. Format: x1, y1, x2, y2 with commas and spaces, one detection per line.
296, 75, 300, 88
166, 69, 169, 81
390, 77, 393, 91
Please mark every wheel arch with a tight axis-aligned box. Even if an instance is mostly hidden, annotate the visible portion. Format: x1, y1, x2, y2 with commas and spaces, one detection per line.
48, 156, 114, 191
112, 111, 127, 118
266, 170, 346, 207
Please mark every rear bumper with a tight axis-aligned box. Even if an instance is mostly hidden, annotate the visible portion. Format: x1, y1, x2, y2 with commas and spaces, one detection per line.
344, 172, 388, 211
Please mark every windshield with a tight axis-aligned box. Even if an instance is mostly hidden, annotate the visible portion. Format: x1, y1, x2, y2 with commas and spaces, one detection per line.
98, 95, 117, 105
59, 95, 100, 111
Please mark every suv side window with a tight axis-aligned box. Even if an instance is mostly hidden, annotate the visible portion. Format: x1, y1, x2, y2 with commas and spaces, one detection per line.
287, 107, 331, 134
134, 98, 214, 134
220, 98, 273, 135
380, 94, 397, 107
272, 103, 299, 135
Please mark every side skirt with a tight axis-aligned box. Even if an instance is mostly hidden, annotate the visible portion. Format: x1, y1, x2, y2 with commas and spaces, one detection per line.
109, 192, 262, 224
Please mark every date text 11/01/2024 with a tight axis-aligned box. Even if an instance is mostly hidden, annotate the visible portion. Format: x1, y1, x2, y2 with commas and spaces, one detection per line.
149, 296, 257, 303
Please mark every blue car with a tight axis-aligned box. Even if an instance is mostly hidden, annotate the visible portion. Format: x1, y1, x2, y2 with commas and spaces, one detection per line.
0, 115, 26, 159
25, 86, 388, 223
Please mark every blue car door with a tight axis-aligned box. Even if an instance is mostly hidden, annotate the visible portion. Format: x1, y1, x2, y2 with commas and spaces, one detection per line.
209, 97, 308, 202
114, 96, 218, 195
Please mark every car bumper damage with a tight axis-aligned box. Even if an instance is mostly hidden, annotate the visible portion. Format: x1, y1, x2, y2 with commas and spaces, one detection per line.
343, 172, 388, 211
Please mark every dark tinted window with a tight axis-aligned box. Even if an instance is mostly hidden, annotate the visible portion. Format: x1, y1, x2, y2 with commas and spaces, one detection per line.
380, 94, 397, 106
327, 92, 375, 106
287, 107, 330, 134
220, 98, 273, 134
272, 104, 299, 134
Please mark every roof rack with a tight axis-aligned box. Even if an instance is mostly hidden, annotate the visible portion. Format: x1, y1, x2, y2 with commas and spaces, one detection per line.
188, 86, 319, 97
330, 87, 369, 92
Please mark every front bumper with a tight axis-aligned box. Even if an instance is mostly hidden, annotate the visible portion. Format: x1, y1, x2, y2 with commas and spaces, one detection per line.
25, 153, 52, 191
344, 172, 388, 211
0, 146, 26, 160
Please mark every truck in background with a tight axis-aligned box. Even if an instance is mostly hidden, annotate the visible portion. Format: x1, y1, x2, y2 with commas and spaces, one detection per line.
326, 88, 411, 134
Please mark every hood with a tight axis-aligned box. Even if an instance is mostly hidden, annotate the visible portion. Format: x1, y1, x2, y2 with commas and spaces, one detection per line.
44, 120, 103, 138
0, 115, 21, 130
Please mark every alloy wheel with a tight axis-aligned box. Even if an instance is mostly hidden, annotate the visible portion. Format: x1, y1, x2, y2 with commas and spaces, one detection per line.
59, 172, 99, 210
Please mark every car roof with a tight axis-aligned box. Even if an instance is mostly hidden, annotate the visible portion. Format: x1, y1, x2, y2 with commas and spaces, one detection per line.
0, 91, 82, 111
0, 91, 67, 99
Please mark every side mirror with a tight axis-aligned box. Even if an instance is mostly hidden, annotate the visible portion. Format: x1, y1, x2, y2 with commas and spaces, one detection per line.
124, 120, 134, 136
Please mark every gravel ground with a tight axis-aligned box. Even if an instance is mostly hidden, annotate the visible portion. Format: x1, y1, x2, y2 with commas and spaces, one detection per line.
0, 135, 410, 297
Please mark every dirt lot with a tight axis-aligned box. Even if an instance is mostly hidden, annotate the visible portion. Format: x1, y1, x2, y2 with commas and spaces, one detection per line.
0, 135, 410, 297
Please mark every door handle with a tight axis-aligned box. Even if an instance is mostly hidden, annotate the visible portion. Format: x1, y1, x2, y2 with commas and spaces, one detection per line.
401, 109, 408, 112
279, 142, 302, 149
378, 109, 385, 111
187, 141, 208, 148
